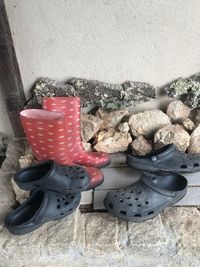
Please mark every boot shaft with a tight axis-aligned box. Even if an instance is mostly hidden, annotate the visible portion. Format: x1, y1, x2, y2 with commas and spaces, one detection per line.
20, 109, 70, 164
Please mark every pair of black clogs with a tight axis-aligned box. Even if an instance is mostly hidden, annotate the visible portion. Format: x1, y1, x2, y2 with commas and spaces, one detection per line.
104, 144, 199, 222
5, 160, 92, 235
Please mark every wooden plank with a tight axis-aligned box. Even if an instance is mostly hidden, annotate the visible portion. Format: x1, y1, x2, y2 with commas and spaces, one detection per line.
107, 153, 126, 168
0, 1, 26, 136
176, 188, 200, 206
100, 167, 140, 189
80, 190, 93, 212
80, 190, 93, 205
93, 187, 200, 210
100, 167, 200, 189
185, 172, 200, 185
93, 189, 109, 210
108, 153, 200, 183
93, 166, 200, 210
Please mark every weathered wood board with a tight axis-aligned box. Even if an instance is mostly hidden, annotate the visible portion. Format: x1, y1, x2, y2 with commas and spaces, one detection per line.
94, 187, 200, 210
0, 1, 26, 136
93, 153, 200, 209
80, 190, 93, 205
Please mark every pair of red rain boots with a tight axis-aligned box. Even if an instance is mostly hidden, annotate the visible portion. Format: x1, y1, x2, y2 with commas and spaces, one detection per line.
20, 97, 111, 189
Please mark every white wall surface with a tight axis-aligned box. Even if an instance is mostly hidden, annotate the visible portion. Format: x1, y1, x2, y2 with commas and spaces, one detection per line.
4, 0, 200, 99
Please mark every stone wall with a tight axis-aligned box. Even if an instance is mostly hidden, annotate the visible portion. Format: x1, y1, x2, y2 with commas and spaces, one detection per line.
0, 139, 200, 267
1, 208, 200, 267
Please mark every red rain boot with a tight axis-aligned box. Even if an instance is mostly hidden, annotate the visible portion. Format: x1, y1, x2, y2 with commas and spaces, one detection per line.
43, 97, 111, 168
20, 109, 104, 189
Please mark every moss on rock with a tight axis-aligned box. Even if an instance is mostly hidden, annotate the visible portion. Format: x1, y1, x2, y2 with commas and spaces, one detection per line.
165, 73, 200, 109
25, 77, 156, 110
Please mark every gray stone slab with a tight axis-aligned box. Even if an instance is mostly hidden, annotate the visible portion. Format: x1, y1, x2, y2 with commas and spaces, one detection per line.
161, 207, 200, 257
0, 157, 20, 173
0, 208, 200, 267
5, 139, 26, 159
0, 210, 80, 266
0, 139, 26, 174
84, 212, 119, 251
0, 173, 15, 222
126, 215, 170, 255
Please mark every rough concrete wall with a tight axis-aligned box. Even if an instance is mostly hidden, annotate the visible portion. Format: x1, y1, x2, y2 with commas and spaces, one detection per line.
4, 0, 200, 99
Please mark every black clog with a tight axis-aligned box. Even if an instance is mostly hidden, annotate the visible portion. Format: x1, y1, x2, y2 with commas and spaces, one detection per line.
14, 160, 90, 193
126, 144, 200, 173
104, 172, 187, 222
5, 188, 81, 235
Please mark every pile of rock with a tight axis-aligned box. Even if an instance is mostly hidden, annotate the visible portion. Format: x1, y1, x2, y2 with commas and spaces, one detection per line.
82, 100, 200, 156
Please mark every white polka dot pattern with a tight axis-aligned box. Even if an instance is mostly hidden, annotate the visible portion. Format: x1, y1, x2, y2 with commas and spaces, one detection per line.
20, 102, 103, 189
20, 108, 71, 165
42, 97, 110, 168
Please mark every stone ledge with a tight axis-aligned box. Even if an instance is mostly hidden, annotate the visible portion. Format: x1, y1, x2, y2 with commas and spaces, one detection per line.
1, 208, 200, 267
162, 207, 200, 257
0, 139, 26, 174
1, 139, 200, 266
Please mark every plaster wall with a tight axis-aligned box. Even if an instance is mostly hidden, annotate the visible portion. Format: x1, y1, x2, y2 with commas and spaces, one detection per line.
4, 0, 200, 100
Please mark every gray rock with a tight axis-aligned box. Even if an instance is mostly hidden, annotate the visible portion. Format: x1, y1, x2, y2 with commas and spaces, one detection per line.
154, 124, 190, 152
0, 173, 16, 222
117, 122, 130, 133
131, 135, 152, 156
18, 156, 35, 169
81, 113, 103, 142
0, 132, 10, 145
1, 139, 26, 173
82, 142, 93, 152
182, 118, 195, 132
166, 100, 190, 122
69, 78, 156, 110
193, 109, 200, 125
26, 77, 156, 110
165, 73, 200, 109
0, 132, 9, 158
129, 110, 171, 138
5, 139, 26, 158
94, 128, 132, 153
0, 139, 27, 220
12, 146, 35, 204
18, 144, 35, 168
188, 124, 200, 154
96, 108, 129, 129
11, 177, 29, 204
0, 157, 20, 174
25, 77, 75, 109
